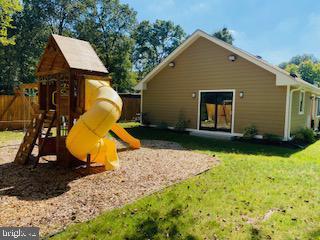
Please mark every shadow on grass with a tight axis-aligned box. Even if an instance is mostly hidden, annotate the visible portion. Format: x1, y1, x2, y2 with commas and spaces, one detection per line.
250, 227, 263, 240
308, 229, 320, 239
124, 126, 301, 158
124, 206, 198, 240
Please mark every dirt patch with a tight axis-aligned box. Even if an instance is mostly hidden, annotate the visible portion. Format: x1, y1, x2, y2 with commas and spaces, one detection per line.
245, 208, 280, 225
0, 139, 217, 236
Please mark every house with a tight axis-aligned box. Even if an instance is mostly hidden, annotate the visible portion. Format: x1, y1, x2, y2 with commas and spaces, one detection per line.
135, 30, 320, 140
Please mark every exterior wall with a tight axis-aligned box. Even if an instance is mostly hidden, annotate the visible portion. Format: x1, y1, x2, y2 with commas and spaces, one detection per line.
290, 88, 320, 133
290, 90, 311, 133
142, 37, 287, 137
315, 98, 320, 130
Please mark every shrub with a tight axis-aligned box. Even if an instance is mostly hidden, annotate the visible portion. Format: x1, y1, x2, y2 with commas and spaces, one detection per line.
141, 113, 151, 125
174, 112, 189, 132
292, 127, 316, 144
263, 133, 282, 142
243, 125, 258, 139
157, 121, 168, 129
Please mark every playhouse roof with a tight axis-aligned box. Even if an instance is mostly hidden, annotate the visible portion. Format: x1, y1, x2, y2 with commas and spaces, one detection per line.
52, 34, 108, 73
37, 34, 108, 75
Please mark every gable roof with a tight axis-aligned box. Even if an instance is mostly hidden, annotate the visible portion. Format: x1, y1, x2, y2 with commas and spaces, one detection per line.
37, 34, 108, 75
135, 30, 320, 94
52, 34, 108, 73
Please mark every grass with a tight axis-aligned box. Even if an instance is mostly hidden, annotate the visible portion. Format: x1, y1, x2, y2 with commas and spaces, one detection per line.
2, 125, 319, 239
0, 131, 24, 145
50, 126, 320, 239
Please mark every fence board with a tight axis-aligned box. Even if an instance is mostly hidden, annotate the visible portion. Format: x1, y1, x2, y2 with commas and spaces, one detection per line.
0, 95, 38, 130
119, 94, 141, 121
0, 93, 140, 130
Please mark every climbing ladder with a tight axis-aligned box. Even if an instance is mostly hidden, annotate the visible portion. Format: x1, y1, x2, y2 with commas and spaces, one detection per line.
14, 110, 56, 165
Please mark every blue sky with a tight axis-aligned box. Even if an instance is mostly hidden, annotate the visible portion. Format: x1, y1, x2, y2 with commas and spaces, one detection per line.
121, 0, 320, 65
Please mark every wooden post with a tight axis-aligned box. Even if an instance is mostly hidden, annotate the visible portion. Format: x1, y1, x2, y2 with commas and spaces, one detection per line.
86, 153, 91, 174
56, 76, 61, 163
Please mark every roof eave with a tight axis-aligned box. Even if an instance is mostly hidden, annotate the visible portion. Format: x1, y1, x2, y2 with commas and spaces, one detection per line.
134, 29, 320, 94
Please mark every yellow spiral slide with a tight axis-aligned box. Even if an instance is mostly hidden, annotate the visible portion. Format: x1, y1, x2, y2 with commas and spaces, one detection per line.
66, 79, 140, 170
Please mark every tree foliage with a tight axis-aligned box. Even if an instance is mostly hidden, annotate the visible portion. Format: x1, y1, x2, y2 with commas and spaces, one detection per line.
76, 0, 137, 92
44, 0, 93, 35
0, 0, 51, 94
0, 0, 232, 94
281, 55, 320, 84
213, 27, 234, 45
132, 20, 186, 79
279, 54, 318, 69
0, 0, 22, 45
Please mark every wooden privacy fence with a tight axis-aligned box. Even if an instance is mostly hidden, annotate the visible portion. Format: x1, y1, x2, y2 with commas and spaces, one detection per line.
119, 93, 141, 121
0, 95, 38, 130
0, 93, 140, 130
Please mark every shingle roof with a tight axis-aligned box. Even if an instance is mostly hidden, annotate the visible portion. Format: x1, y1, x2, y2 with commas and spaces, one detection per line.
52, 34, 108, 73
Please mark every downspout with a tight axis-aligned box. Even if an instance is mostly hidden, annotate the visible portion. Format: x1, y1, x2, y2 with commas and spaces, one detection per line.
287, 86, 303, 140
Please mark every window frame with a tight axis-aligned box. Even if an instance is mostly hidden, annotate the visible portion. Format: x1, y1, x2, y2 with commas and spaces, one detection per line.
317, 97, 320, 117
298, 90, 305, 115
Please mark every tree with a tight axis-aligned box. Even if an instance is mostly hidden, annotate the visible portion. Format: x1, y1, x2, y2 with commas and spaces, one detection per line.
43, 0, 93, 35
298, 61, 320, 84
281, 54, 320, 84
285, 64, 299, 75
132, 20, 186, 79
0, 0, 22, 45
284, 60, 320, 84
76, 0, 137, 92
279, 54, 318, 69
0, 0, 51, 94
213, 27, 234, 45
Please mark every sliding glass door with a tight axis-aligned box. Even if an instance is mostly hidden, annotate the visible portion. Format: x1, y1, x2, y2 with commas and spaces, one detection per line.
199, 91, 233, 132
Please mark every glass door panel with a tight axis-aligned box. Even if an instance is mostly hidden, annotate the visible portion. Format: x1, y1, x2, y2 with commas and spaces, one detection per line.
216, 93, 233, 131
200, 92, 216, 130
199, 91, 233, 132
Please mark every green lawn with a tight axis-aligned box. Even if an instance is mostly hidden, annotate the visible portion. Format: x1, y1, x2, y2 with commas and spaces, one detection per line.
5, 126, 319, 239
0, 131, 24, 145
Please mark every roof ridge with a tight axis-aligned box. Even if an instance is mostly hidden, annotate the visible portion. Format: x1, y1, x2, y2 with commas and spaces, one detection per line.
135, 29, 320, 93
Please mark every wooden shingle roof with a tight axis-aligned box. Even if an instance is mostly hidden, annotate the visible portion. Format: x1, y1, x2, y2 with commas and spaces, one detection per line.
52, 34, 108, 73
37, 34, 108, 75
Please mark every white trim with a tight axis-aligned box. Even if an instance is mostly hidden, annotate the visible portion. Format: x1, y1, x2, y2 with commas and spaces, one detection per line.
144, 124, 287, 141
197, 91, 201, 130
284, 85, 290, 140
197, 89, 236, 134
140, 90, 143, 124
150, 124, 294, 141
317, 97, 320, 117
298, 90, 305, 115
134, 29, 320, 94
146, 124, 245, 138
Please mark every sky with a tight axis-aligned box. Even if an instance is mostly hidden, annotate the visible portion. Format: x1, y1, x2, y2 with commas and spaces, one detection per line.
121, 0, 320, 65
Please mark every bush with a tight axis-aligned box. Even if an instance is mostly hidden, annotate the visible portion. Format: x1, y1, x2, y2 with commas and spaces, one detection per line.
157, 121, 168, 129
292, 127, 316, 144
263, 133, 282, 142
243, 125, 258, 139
174, 112, 189, 132
141, 113, 151, 125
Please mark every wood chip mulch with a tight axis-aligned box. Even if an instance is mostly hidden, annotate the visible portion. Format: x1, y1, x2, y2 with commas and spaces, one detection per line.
0, 139, 218, 236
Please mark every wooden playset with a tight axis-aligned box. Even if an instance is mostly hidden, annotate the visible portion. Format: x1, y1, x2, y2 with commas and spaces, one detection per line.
14, 34, 140, 170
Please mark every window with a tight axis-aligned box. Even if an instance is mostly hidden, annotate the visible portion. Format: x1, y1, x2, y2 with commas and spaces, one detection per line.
317, 98, 320, 117
299, 90, 305, 114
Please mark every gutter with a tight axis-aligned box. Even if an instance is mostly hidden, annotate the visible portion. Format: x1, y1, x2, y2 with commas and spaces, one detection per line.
287, 86, 303, 140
